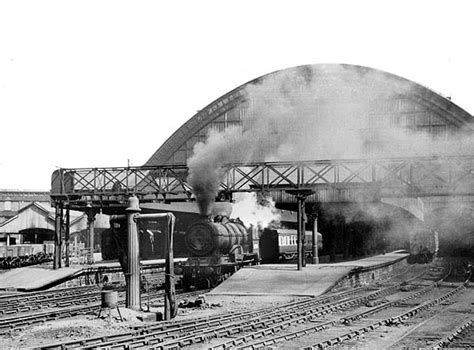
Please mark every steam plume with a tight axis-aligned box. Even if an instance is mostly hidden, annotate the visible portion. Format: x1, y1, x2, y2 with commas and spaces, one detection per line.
187, 65, 474, 219
231, 193, 281, 229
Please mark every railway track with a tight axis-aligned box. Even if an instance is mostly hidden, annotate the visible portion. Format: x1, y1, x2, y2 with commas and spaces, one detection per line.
432, 318, 474, 348
0, 285, 101, 316
0, 285, 99, 307
0, 288, 206, 336
4, 258, 471, 349
38, 264, 438, 349
0, 271, 172, 316
235, 261, 471, 349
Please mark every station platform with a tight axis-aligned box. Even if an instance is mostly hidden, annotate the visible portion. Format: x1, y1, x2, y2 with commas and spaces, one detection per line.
208, 251, 410, 297
0, 257, 189, 292
0, 265, 83, 291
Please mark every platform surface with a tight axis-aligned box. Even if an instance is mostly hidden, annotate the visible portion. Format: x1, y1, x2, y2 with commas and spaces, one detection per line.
0, 265, 82, 291
208, 251, 409, 297
0, 258, 188, 291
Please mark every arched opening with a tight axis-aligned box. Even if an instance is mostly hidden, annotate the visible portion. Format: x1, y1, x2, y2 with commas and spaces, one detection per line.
20, 228, 55, 244
427, 205, 474, 257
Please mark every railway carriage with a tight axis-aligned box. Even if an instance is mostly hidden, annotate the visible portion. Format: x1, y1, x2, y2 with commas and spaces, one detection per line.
259, 228, 323, 263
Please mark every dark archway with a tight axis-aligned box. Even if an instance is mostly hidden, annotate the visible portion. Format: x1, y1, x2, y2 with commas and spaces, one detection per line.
20, 228, 55, 244
427, 205, 474, 257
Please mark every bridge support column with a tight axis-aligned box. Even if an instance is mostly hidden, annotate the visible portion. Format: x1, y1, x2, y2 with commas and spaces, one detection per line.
297, 196, 306, 270
54, 202, 63, 269
309, 214, 319, 264
341, 216, 349, 260
86, 205, 96, 264
287, 189, 314, 271
126, 196, 141, 311
65, 206, 70, 267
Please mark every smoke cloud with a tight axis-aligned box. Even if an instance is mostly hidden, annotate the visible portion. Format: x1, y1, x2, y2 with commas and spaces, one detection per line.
187, 64, 474, 227
231, 193, 281, 229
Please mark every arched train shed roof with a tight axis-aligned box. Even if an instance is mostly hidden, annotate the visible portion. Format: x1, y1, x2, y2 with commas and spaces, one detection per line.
146, 64, 474, 166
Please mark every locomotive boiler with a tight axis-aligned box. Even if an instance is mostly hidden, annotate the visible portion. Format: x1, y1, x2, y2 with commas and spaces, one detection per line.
185, 217, 250, 257
182, 216, 259, 289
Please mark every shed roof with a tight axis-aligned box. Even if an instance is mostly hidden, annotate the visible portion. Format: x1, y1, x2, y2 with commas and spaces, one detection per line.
145, 64, 474, 166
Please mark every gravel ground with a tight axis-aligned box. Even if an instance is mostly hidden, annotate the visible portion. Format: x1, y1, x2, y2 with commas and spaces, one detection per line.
0, 293, 301, 348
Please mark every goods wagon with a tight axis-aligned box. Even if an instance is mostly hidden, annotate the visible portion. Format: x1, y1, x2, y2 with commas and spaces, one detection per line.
0, 243, 54, 269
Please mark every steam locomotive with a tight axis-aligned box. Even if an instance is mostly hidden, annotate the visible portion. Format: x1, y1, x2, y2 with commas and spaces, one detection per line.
407, 228, 439, 263
181, 216, 259, 289
101, 214, 322, 289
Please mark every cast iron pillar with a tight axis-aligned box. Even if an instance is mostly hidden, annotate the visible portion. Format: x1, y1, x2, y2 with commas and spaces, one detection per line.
310, 213, 319, 264
126, 196, 141, 310
297, 195, 306, 270
164, 213, 176, 320
287, 189, 314, 271
53, 202, 63, 270
86, 205, 96, 264
64, 206, 70, 267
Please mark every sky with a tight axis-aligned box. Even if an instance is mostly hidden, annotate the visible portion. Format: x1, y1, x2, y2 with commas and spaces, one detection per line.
0, 0, 473, 190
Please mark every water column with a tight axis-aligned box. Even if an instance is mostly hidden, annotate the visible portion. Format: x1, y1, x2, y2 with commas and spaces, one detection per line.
164, 213, 175, 320
126, 196, 141, 310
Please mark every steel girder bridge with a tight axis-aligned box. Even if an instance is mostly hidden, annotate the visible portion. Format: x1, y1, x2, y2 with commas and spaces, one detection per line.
51, 155, 474, 209
50, 155, 474, 270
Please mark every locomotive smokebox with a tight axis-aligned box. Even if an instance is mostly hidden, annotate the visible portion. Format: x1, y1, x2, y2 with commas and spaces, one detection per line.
184, 218, 249, 257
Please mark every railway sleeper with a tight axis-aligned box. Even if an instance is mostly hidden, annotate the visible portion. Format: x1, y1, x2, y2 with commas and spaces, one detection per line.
40, 284, 406, 349
247, 285, 443, 350
308, 284, 461, 349
430, 317, 474, 349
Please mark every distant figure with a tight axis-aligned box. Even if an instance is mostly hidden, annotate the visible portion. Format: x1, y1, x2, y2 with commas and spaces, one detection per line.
102, 275, 110, 289
112, 181, 122, 192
